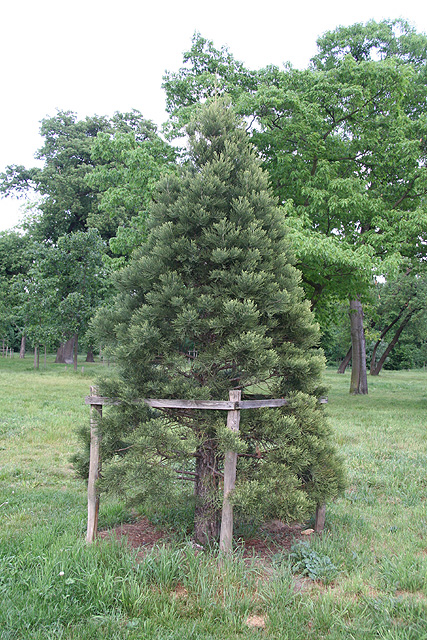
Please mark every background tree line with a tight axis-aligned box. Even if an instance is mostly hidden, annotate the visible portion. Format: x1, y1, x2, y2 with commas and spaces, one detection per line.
1, 19, 427, 389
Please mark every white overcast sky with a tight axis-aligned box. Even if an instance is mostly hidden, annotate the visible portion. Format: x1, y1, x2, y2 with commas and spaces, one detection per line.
1, 0, 427, 232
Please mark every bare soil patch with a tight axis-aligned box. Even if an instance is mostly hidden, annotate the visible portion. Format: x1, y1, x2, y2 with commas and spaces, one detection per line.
98, 516, 308, 562
98, 517, 171, 551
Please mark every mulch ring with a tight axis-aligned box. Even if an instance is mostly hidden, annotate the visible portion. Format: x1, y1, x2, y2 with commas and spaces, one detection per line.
97, 517, 171, 553
97, 517, 311, 562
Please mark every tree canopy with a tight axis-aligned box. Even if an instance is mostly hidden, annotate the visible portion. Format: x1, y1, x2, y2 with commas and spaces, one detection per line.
163, 21, 427, 393
86, 113, 178, 259
164, 23, 427, 298
0, 110, 177, 249
0, 112, 111, 241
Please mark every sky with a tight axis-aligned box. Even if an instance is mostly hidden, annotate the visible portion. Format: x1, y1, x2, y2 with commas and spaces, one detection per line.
1, 0, 427, 232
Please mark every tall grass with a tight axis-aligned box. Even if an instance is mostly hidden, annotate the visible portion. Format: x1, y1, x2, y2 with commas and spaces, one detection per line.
1, 357, 427, 638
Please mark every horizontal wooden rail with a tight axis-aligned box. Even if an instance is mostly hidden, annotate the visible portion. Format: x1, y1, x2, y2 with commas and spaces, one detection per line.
85, 396, 328, 409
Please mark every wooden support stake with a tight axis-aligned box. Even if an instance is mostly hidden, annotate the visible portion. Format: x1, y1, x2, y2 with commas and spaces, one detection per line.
315, 503, 326, 533
219, 389, 241, 553
87, 386, 102, 543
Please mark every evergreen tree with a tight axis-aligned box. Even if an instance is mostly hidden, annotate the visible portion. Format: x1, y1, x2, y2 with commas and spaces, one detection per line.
92, 102, 345, 544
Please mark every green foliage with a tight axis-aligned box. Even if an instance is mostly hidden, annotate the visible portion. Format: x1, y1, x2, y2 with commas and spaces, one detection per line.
164, 23, 427, 327
288, 540, 339, 584
0, 229, 33, 278
319, 301, 351, 365
87, 111, 178, 257
0, 110, 177, 257
312, 18, 427, 69
383, 338, 427, 370
368, 271, 427, 373
0, 230, 34, 346
244, 55, 427, 302
163, 22, 427, 397
0, 111, 112, 242
0, 111, 179, 361
17, 229, 108, 350
162, 32, 258, 138
230, 393, 346, 523
91, 101, 345, 540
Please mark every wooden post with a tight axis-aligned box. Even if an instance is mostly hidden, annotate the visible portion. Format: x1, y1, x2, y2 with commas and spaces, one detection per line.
315, 503, 326, 533
87, 386, 102, 543
219, 389, 241, 553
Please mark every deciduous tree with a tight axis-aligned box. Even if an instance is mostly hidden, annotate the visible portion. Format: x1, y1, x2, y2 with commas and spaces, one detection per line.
0, 112, 111, 241
87, 112, 178, 260
0, 110, 177, 254
0, 230, 34, 356
369, 271, 427, 375
164, 23, 427, 394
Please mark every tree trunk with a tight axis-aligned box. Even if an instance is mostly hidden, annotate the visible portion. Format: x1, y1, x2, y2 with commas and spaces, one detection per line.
370, 313, 405, 375
19, 334, 26, 359
337, 346, 352, 374
370, 339, 381, 376
194, 440, 220, 545
55, 335, 77, 364
86, 348, 95, 362
371, 312, 417, 376
349, 298, 368, 395
55, 342, 65, 363
73, 334, 78, 371
44, 345, 47, 369
34, 345, 39, 370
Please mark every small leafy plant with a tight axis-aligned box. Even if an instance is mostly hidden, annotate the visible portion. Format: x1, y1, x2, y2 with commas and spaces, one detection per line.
289, 541, 339, 585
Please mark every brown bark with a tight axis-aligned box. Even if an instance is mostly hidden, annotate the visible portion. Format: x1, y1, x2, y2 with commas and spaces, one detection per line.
19, 334, 26, 359
371, 311, 418, 376
55, 342, 65, 363
73, 334, 78, 371
194, 439, 220, 545
34, 345, 39, 370
315, 503, 326, 533
55, 334, 77, 364
370, 310, 410, 374
349, 298, 368, 395
86, 348, 95, 363
337, 346, 352, 374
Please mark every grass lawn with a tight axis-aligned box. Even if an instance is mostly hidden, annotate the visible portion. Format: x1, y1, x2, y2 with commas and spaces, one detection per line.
1, 356, 427, 639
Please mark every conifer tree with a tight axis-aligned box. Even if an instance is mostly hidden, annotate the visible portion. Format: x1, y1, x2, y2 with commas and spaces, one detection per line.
92, 101, 345, 544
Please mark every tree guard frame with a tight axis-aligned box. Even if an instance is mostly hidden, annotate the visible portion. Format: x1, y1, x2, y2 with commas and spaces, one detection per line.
85, 389, 327, 550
